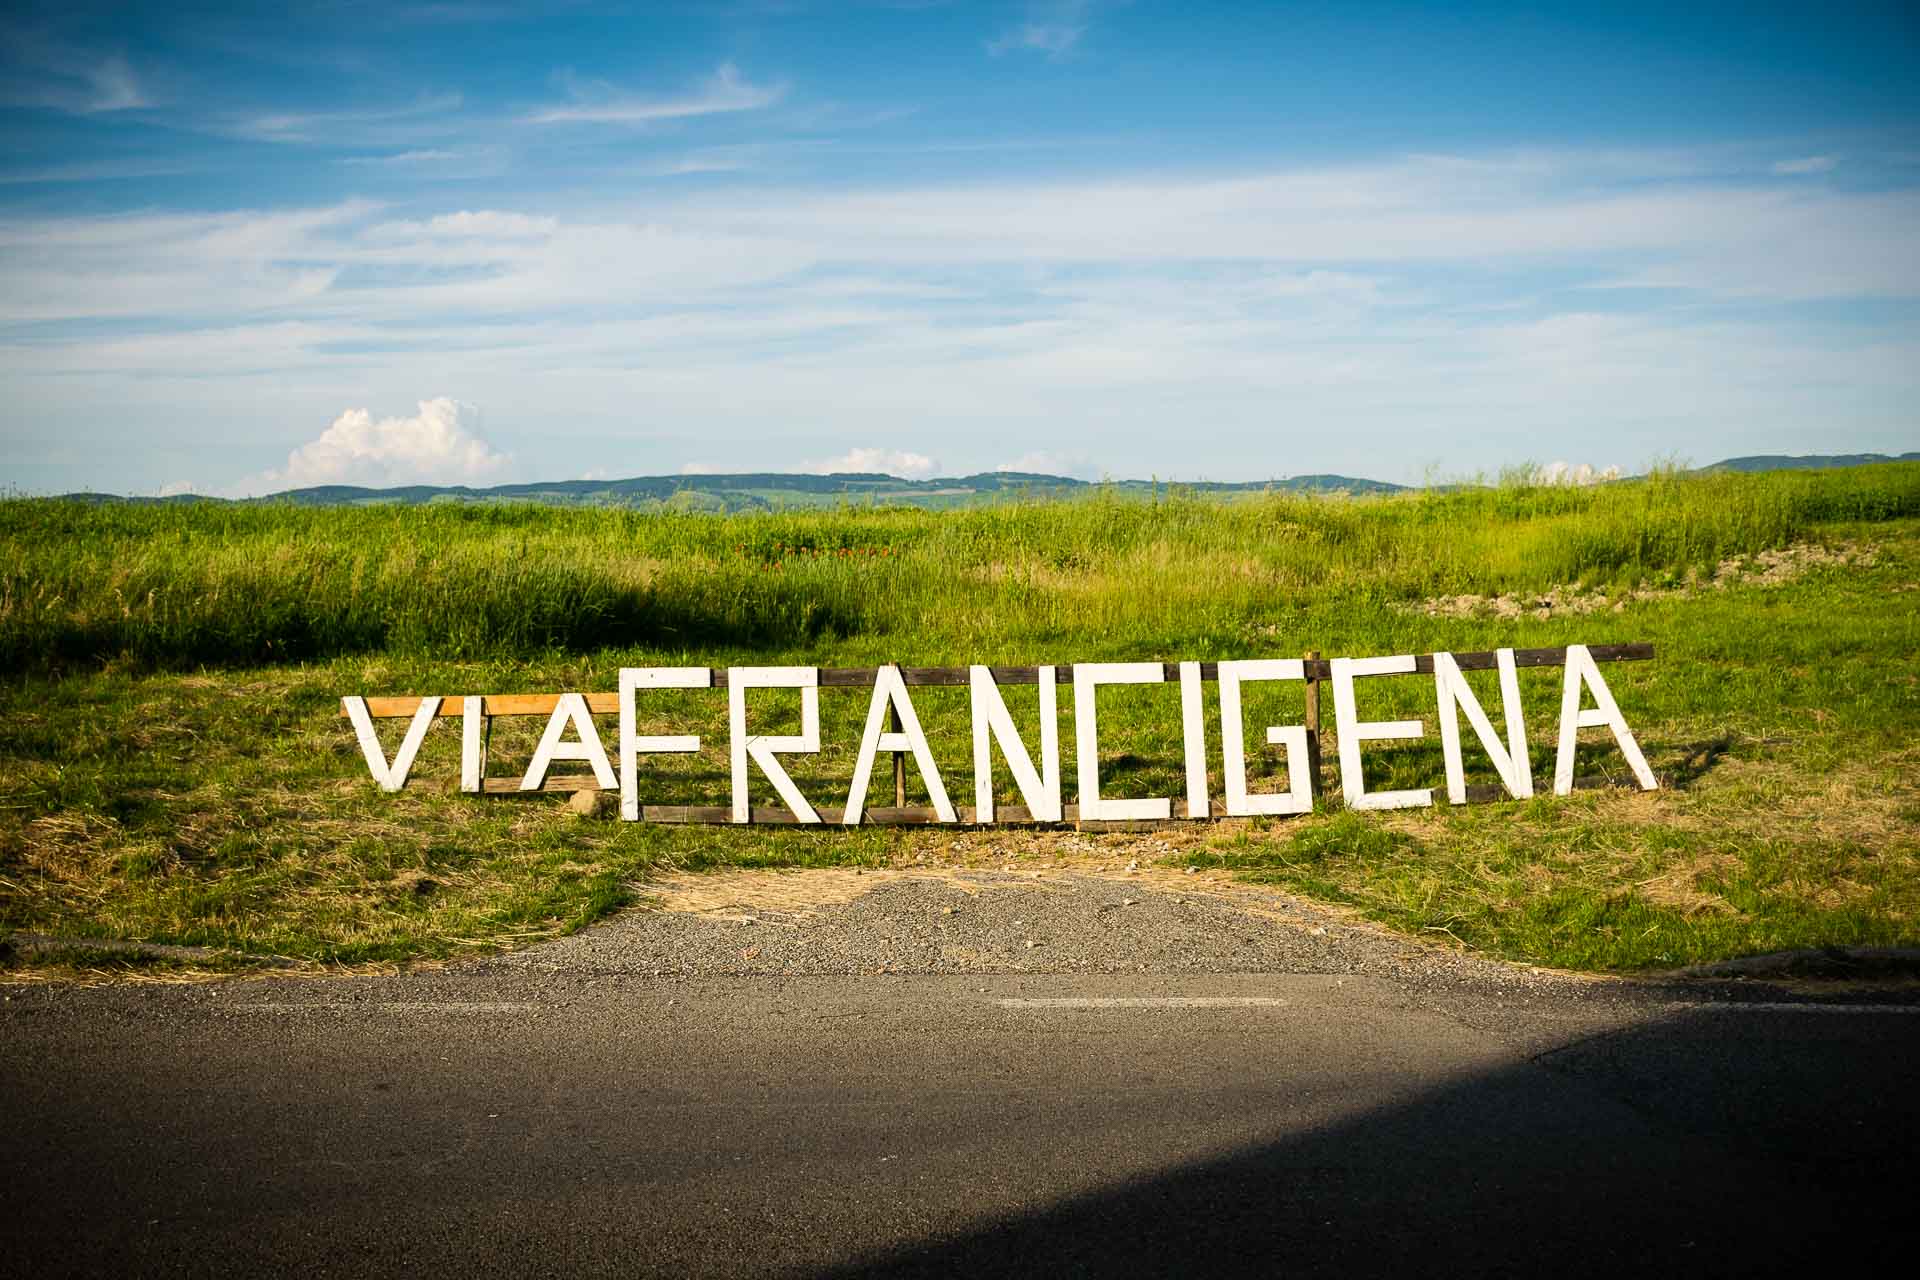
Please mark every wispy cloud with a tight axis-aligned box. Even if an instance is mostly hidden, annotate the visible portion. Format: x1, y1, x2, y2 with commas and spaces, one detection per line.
228, 92, 464, 144
6, 147, 1918, 489
341, 148, 463, 166
0, 29, 154, 115
1772, 154, 1838, 175
987, 1, 1092, 57
338, 146, 509, 180
81, 54, 148, 111
528, 62, 784, 125
365, 210, 558, 241
0, 158, 198, 185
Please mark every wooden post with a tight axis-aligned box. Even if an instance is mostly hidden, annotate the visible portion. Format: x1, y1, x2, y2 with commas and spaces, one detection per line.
1303, 649, 1323, 797
890, 663, 907, 807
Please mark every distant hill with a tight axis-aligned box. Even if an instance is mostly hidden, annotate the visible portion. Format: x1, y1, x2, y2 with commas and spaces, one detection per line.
1703, 452, 1920, 473
48, 450, 1919, 508
59, 470, 1405, 512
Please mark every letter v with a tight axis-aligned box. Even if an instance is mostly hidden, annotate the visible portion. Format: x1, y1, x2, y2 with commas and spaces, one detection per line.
343, 696, 442, 792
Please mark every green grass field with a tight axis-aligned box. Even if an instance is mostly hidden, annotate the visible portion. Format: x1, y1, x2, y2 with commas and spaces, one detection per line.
3, 465, 1916, 976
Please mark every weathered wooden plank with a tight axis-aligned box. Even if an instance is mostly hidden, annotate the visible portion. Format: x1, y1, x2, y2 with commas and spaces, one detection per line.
634, 805, 734, 824
351, 644, 1656, 717
1410, 642, 1654, 675
1302, 649, 1324, 796
489, 692, 622, 717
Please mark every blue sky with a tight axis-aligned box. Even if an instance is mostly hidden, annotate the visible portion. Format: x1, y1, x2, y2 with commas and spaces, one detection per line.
1, 0, 1916, 494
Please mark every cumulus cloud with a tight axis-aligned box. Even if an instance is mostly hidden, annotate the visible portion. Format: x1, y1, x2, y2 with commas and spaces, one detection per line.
807, 447, 940, 479
240, 397, 510, 494
996, 451, 1099, 479
1532, 461, 1622, 487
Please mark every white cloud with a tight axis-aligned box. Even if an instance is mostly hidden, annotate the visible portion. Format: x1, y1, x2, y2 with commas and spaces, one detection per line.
345, 149, 462, 166
1532, 462, 1622, 487
0, 21, 156, 115
6, 145, 1920, 492
364, 210, 559, 241
988, 1, 1091, 56
82, 55, 148, 111
229, 93, 464, 144
678, 461, 722, 475
239, 397, 510, 494
339, 147, 496, 170
1772, 155, 1837, 175
806, 447, 940, 479
528, 62, 783, 125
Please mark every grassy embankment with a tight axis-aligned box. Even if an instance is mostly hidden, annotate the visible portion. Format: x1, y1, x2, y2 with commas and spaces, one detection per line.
2, 465, 1916, 976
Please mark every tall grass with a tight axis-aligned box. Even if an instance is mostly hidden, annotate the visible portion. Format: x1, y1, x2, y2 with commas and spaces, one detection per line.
4, 464, 1916, 673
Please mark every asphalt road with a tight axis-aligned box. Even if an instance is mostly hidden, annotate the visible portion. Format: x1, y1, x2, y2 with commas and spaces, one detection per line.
4, 963, 1917, 1278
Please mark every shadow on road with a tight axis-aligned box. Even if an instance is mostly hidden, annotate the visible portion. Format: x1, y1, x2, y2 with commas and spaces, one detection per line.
4, 989, 1916, 1278
819, 1004, 1919, 1278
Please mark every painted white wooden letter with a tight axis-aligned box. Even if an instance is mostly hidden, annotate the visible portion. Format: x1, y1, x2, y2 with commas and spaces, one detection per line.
1217, 659, 1313, 817
728, 667, 822, 824
845, 668, 956, 824
460, 696, 487, 793
1554, 645, 1657, 795
1179, 661, 1211, 819
1072, 662, 1172, 821
969, 665, 1062, 824
619, 667, 712, 821
522, 692, 617, 791
344, 695, 441, 793
1434, 649, 1533, 804
1330, 655, 1434, 811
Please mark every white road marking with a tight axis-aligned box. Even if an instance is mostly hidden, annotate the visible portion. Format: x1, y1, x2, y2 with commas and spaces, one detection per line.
996, 997, 1289, 1009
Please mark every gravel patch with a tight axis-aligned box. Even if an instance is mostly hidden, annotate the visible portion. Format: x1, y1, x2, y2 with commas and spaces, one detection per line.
485, 869, 1586, 997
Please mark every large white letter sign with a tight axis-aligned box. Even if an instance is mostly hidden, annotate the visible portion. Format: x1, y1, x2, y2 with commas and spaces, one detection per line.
1073, 663, 1173, 821
345, 696, 441, 793
1179, 662, 1210, 819
460, 696, 486, 793
619, 667, 712, 821
729, 667, 822, 823
1217, 660, 1313, 817
1554, 645, 1657, 794
970, 666, 1063, 823
1434, 649, 1533, 804
523, 693, 617, 791
1331, 656, 1434, 811
846, 667, 957, 824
